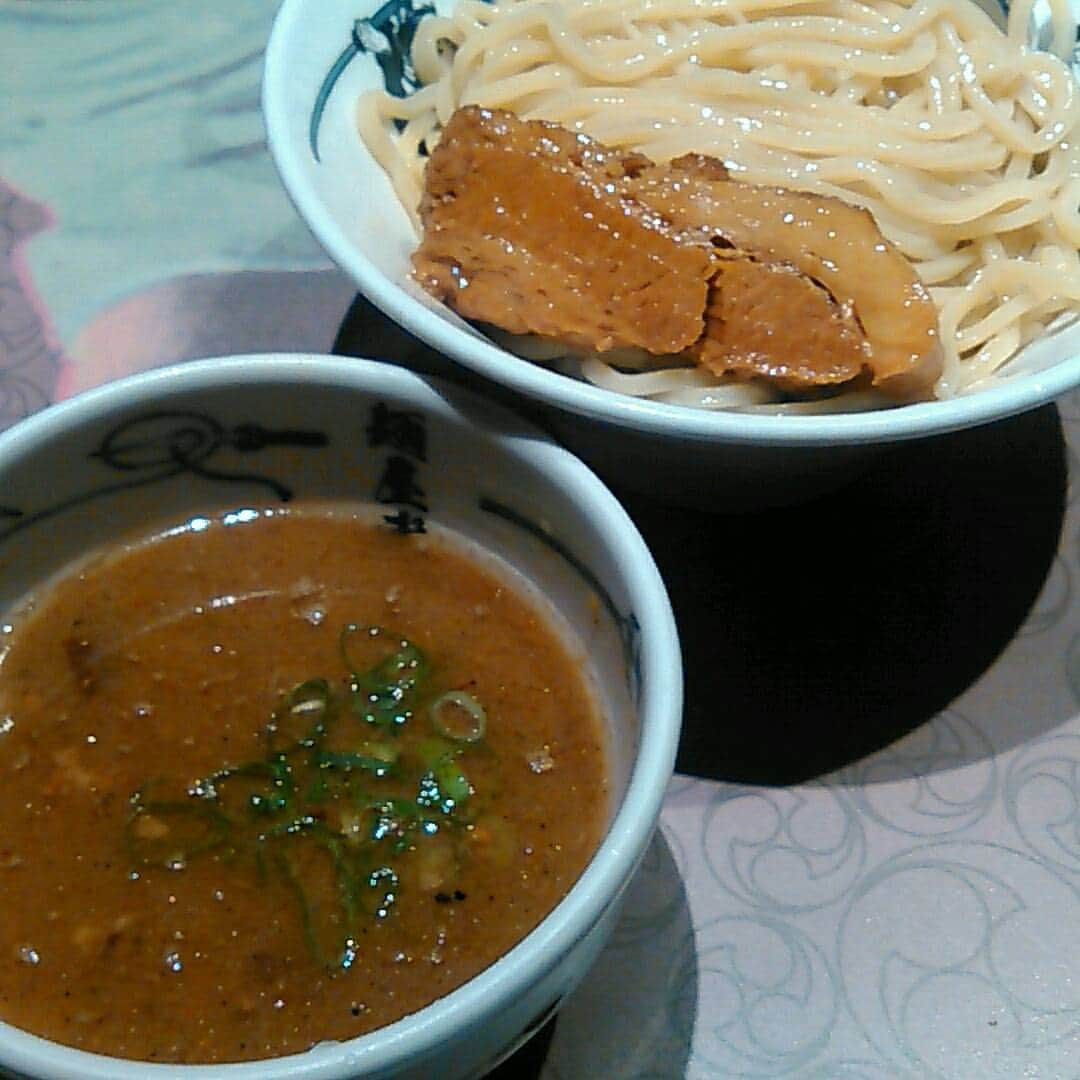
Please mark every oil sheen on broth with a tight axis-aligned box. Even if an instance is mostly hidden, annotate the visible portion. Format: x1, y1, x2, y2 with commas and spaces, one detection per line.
0, 504, 607, 1063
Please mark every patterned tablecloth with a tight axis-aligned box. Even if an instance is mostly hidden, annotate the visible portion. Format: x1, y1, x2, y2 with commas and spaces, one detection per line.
5, 4, 1080, 1078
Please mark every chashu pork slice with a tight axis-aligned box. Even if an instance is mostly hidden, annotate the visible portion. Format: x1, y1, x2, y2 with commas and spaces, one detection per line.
413, 107, 715, 355
700, 252, 872, 390
414, 108, 941, 401
625, 154, 942, 399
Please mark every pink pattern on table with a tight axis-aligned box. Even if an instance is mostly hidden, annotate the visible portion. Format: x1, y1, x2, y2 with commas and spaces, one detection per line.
0, 178, 63, 428
58, 269, 356, 400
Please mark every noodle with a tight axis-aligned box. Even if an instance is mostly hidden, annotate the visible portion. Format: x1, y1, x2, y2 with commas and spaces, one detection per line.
356, 0, 1080, 407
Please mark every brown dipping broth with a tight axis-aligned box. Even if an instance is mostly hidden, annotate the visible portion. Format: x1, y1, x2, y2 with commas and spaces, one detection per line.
0, 504, 607, 1063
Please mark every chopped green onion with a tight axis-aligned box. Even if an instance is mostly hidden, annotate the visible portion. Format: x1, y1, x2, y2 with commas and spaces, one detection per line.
433, 757, 472, 806
267, 678, 334, 751
128, 620, 488, 965
416, 758, 472, 815
125, 796, 233, 867
313, 750, 396, 778
414, 736, 456, 769
429, 690, 487, 743
339, 624, 426, 686
257, 821, 360, 971
341, 625, 428, 729
366, 797, 427, 853
359, 740, 400, 765
305, 773, 332, 804
206, 754, 296, 818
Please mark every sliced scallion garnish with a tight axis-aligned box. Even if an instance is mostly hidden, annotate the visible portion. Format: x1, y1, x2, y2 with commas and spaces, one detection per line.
432, 757, 472, 806
341, 625, 428, 729
205, 755, 296, 819
313, 750, 397, 778
125, 795, 234, 867
429, 690, 487, 743
267, 678, 335, 751
128, 621, 489, 969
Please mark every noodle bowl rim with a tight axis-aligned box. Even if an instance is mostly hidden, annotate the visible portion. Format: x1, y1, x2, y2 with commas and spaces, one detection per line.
263, 0, 1080, 449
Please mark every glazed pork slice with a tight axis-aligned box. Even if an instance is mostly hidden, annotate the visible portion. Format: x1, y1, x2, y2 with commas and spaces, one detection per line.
626, 155, 943, 399
412, 107, 715, 355
413, 107, 942, 401
699, 252, 871, 389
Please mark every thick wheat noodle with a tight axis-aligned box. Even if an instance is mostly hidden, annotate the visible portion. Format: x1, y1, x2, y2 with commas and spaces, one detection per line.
356, 0, 1080, 407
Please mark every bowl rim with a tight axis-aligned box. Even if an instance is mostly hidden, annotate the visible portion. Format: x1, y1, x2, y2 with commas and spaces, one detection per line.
0, 353, 683, 1079
262, 0, 1080, 449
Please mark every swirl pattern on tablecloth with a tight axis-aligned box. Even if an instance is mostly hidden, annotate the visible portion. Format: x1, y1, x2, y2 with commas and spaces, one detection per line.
840, 710, 997, 836
1004, 731, 1080, 874
837, 843, 1080, 1078
702, 784, 866, 912
685, 915, 837, 1077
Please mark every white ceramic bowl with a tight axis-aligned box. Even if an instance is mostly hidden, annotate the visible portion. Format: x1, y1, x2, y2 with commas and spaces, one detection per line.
262, 0, 1080, 505
0, 353, 681, 1080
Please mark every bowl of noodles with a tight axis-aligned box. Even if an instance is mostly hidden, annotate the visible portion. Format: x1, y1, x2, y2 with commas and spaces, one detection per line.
263, 0, 1080, 504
